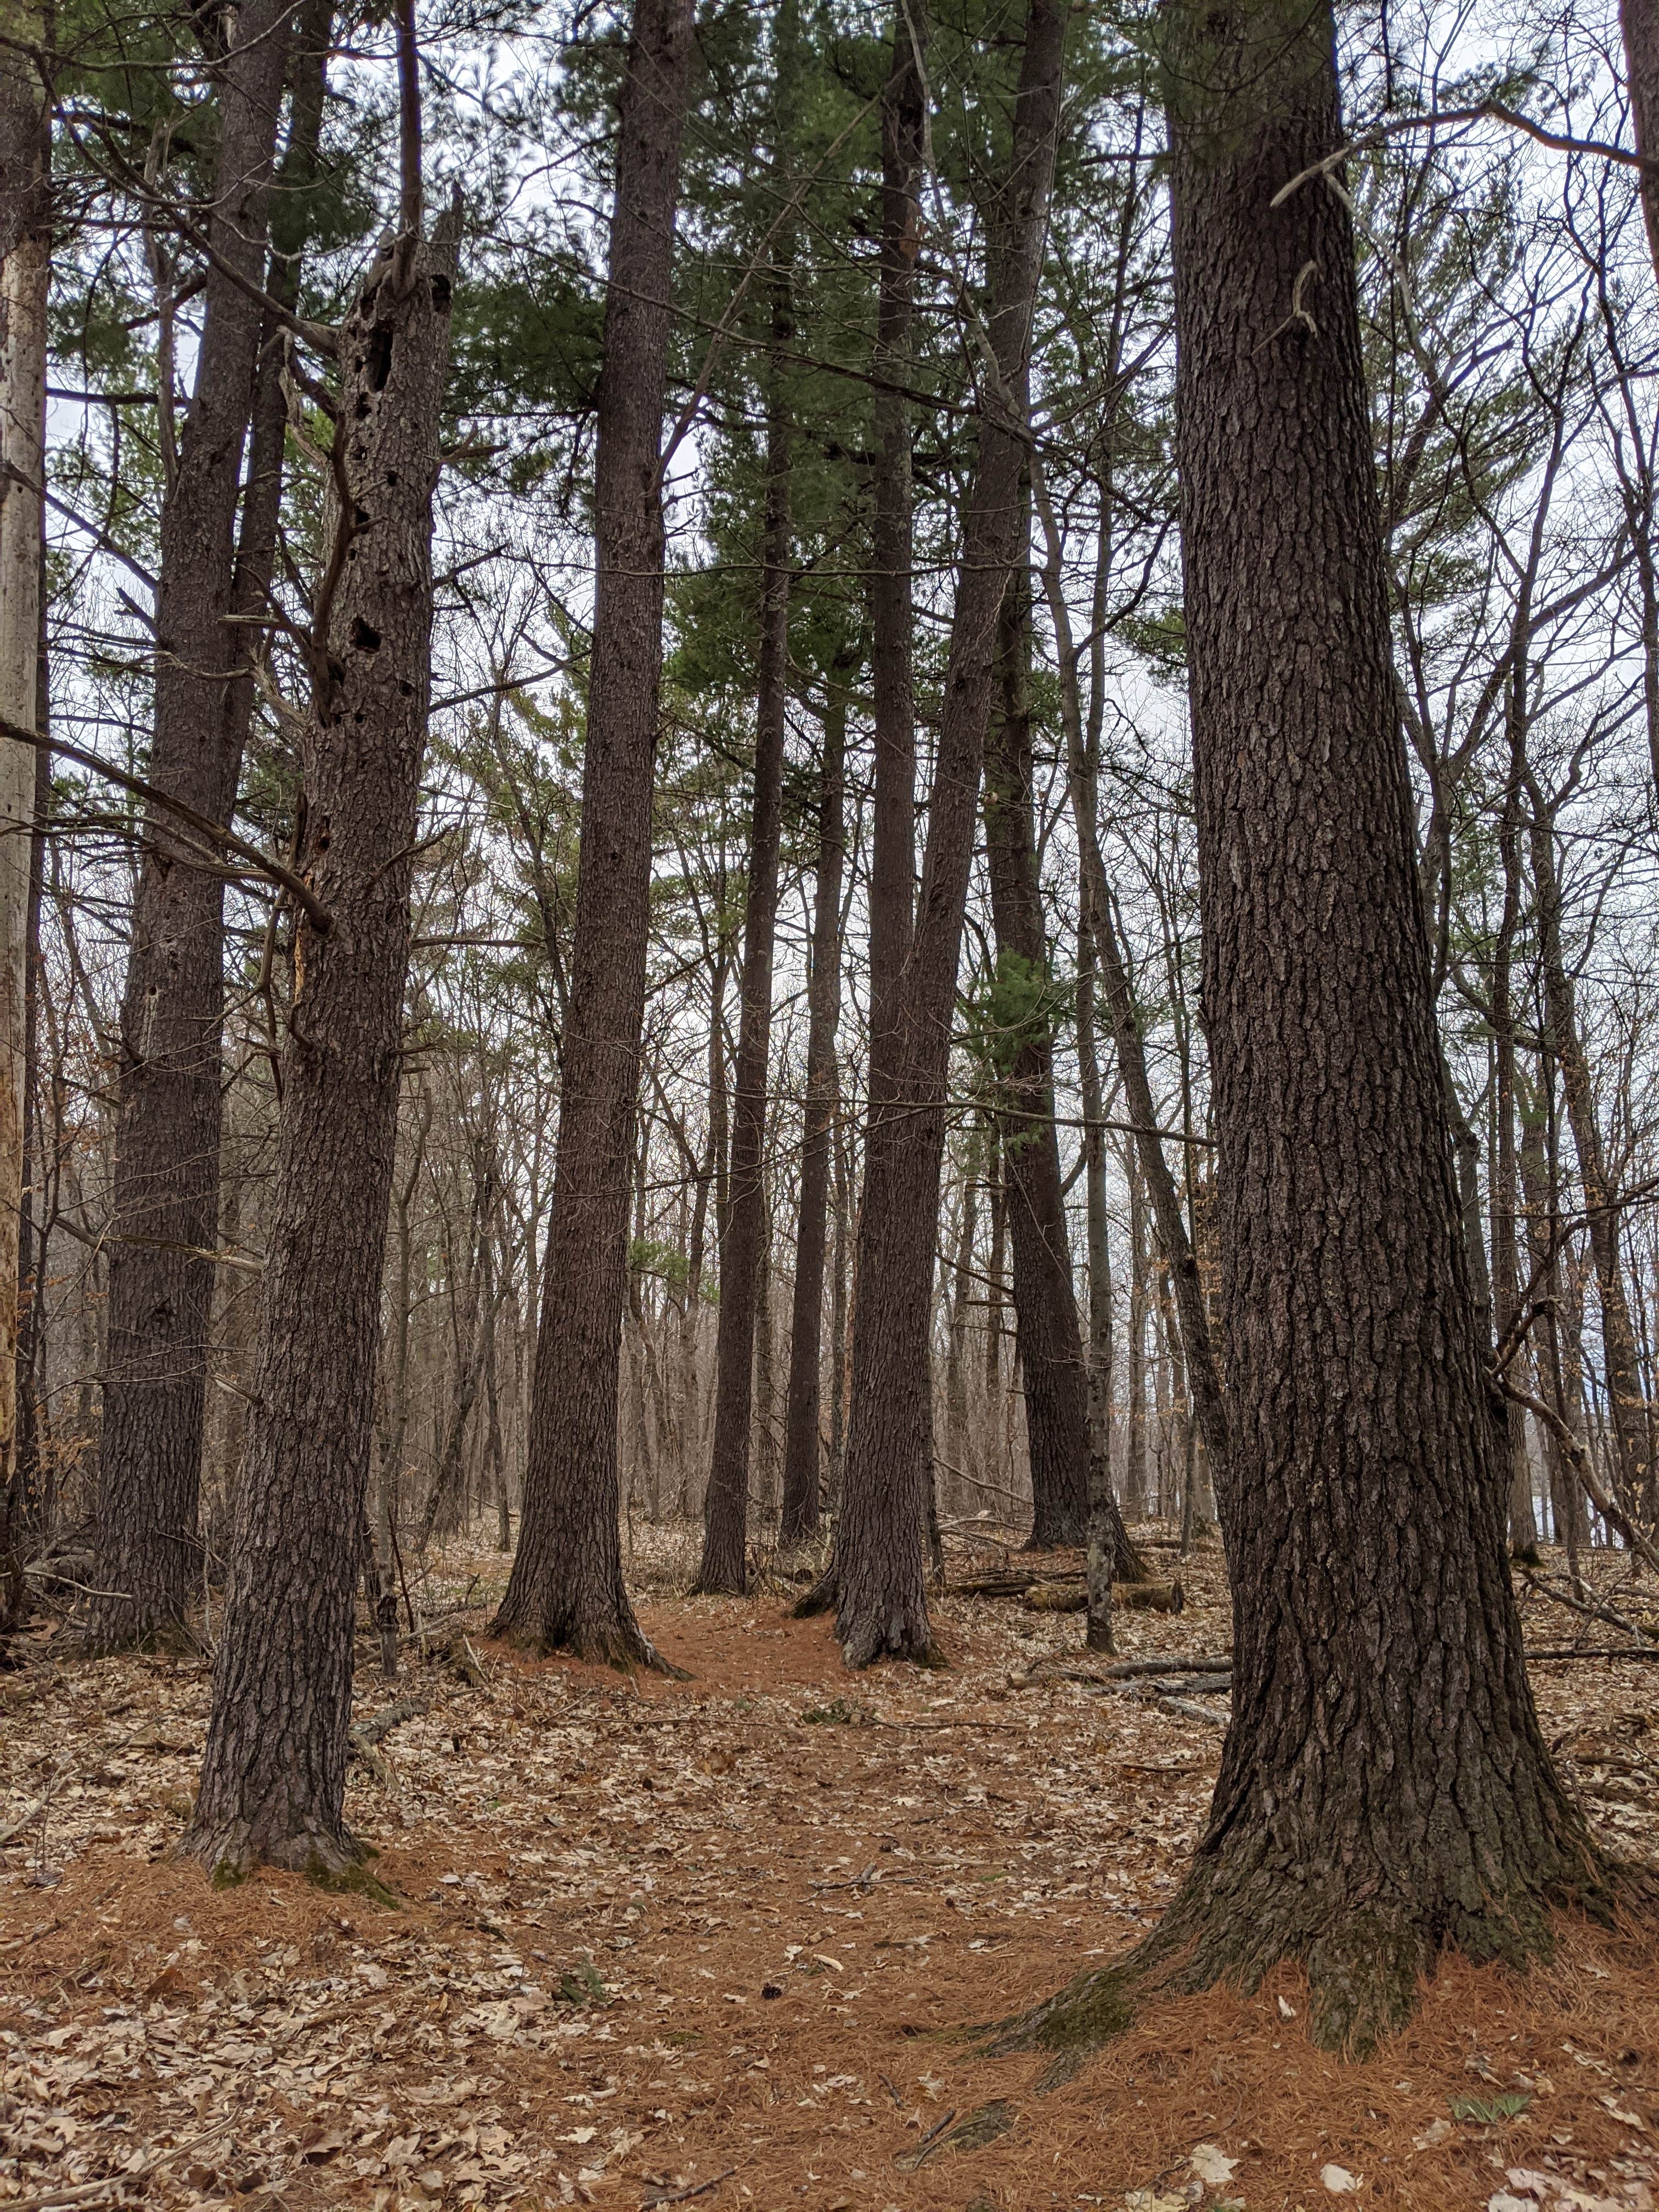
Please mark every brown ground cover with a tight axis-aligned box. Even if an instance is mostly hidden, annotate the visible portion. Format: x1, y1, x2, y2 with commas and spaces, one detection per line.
3, 1526, 1657, 2212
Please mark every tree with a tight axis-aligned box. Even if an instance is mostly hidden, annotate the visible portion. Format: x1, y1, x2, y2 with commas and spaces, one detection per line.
491, 0, 696, 1666
1000, 0, 1604, 2056
1620, 0, 1659, 281
825, 0, 1068, 1667
0, 0, 48, 1616
696, 84, 797, 1591
184, 126, 460, 1877
780, 662, 851, 1544
983, 568, 1136, 1566
87, 0, 298, 1652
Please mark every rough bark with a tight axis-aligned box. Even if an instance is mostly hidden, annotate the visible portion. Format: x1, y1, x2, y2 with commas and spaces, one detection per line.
780, 671, 849, 1544
182, 205, 457, 1880
88, 0, 297, 1651
0, 0, 48, 1585
1000, 0, 1604, 2058
984, 572, 1127, 1562
696, 275, 794, 1594
490, 0, 695, 1668
827, 0, 1066, 1668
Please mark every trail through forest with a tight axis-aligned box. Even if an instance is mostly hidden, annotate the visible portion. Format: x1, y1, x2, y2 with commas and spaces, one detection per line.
4, 1528, 1657, 2212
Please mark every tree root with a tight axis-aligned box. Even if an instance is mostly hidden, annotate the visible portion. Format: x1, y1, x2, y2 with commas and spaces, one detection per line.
792, 1566, 837, 1618
179, 1818, 397, 1906
981, 1848, 1624, 2064
493, 1615, 689, 1679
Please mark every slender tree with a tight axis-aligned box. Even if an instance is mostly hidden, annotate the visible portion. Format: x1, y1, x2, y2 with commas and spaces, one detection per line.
780, 664, 850, 1543
492, 0, 696, 1665
696, 255, 795, 1593
1620, 0, 1659, 281
1001, 0, 1604, 2056
984, 569, 1138, 1570
184, 138, 459, 1876
826, 0, 1068, 1666
88, 0, 297, 1651
0, 0, 48, 1609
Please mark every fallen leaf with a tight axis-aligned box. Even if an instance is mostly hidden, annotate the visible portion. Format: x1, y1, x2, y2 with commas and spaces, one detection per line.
1191, 2143, 1239, 2188
1321, 2164, 1363, 2194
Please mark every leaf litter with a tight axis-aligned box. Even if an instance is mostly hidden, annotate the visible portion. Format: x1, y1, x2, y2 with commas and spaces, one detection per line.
2, 1523, 1657, 2211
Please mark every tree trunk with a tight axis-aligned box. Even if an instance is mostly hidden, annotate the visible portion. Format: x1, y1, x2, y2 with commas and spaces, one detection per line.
1030, 452, 1231, 1501
1492, 758, 1538, 1558
89, 0, 298, 1651
696, 272, 794, 1594
1006, 0, 1601, 2058
1528, 792, 1652, 1519
183, 199, 458, 1879
491, 0, 695, 1667
825, 0, 1066, 1667
780, 672, 849, 1543
1620, 0, 1659, 283
1125, 1148, 1148, 1516
0, 0, 48, 1602
984, 569, 1127, 1561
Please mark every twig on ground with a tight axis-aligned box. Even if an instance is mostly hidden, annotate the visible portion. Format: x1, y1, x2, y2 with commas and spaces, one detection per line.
639, 2168, 737, 2208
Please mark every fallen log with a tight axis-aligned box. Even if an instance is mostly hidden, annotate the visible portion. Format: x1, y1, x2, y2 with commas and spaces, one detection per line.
1023, 1578, 1183, 1615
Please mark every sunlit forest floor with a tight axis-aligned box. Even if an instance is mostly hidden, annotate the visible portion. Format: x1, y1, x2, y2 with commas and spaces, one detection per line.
3, 1522, 1657, 2212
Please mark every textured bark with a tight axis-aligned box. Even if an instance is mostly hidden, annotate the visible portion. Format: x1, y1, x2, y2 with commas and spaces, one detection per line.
696, 280, 793, 1594
0, 0, 47, 1571
183, 210, 456, 1879
780, 675, 848, 1544
1528, 792, 1651, 1519
490, 0, 695, 1667
1003, 0, 1602, 2057
828, 0, 1066, 1668
1621, 0, 1659, 283
89, 0, 297, 1651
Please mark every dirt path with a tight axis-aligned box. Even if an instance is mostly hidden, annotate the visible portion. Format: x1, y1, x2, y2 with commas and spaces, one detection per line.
3, 1536, 1657, 2211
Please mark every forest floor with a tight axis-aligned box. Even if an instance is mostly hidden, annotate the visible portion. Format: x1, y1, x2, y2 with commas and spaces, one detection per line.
3, 1522, 1658, 2212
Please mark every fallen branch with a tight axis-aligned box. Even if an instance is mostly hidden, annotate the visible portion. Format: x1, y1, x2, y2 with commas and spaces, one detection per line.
639, 2169, 737, 2209
1521, 1571, 1657, 1646
1523, 1645, 1659, 1662
351, 1695, 425, 1748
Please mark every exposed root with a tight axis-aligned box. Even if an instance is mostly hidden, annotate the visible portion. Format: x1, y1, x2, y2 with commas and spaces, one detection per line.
839, 1616, 946, 1670
180, 1818, 397, 1905
983, 1850, 1625, 2064
792, 1566, 837, 1619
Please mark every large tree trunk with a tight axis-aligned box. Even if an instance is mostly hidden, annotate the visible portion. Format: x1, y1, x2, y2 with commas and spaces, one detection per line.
1003, 0, 1601, 2059
826, 0, 1066, 1668
88, 0, 298, 1652
780, 672, 849, 1544
490, 0, 695, 1667
696, 272, 794, 1594
183, 201, 458, 1880
984, 572, 1136, 1568
0, 0, 48, 1607
1527, 790, 1652, 1519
